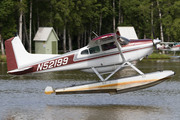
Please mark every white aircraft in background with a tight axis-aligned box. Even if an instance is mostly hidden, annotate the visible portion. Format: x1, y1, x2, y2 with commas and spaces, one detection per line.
157, 42, 180, 56
5, 33, 175, 95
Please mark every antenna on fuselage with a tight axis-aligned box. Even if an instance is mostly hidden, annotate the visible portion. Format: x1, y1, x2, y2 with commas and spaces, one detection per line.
92, 31, 99, 37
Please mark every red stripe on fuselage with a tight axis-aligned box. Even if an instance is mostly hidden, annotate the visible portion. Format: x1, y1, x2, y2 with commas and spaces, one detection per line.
123, 39, 152, 47
33, 56, 74, 72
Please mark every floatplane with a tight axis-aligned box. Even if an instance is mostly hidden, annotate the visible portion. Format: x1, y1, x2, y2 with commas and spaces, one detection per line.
5, 32, 175, 95
157, 42, 180, 52
157, 42, 180, 59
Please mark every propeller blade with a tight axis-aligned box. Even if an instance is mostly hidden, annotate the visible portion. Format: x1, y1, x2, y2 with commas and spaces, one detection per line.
153, 39, 161, 44
153, 39, 161, 53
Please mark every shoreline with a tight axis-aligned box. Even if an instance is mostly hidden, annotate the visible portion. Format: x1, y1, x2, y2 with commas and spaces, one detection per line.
147, 53, 170, 59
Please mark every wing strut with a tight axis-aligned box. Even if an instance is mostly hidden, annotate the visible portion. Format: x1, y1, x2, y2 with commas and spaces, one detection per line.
92, 61, 145, 81
114, 35, 145, 76
92, 62, 127, 81
126, 62, 144, 76
91, 34, 145, 81
114, 36, 126, 62
92, 67, 104, 81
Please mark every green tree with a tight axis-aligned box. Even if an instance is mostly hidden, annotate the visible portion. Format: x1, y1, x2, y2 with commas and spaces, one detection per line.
0, 0, 16, 39
0, 0, 16, 55
161, 0, 180, 41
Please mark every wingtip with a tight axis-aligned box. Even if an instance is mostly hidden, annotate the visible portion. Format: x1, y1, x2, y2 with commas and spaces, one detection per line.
45, 86, 54, 95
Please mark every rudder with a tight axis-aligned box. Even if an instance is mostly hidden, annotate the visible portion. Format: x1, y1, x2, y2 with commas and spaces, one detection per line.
5, 37, 18, 71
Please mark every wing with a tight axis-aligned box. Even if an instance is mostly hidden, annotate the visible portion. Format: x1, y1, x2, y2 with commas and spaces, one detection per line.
87, 33, 116, 48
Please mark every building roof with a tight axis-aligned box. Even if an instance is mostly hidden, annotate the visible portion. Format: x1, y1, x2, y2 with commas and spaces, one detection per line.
33, 27, 59, 41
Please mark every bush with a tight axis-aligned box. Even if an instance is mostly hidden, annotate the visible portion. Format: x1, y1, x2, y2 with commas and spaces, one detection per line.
148, 53, 170, 59
0, 55, 7, 62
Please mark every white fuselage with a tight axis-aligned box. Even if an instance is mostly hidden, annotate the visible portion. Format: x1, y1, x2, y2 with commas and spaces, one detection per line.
5, 35, 153, 75
34, 39, 153, 74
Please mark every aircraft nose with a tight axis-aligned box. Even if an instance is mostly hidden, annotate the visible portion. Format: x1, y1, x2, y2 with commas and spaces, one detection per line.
153, 39, 161, 44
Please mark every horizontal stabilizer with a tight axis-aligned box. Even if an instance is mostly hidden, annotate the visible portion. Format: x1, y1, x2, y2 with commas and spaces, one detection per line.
8, 67, 33, 75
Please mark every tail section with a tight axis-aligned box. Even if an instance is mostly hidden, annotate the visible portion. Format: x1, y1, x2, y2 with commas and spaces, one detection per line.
5, 37, 18, 71
5, 36, 32, 73
5, 36, 59, 75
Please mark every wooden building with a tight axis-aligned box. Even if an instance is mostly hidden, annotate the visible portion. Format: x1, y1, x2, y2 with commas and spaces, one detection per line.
33, 27, 59, 54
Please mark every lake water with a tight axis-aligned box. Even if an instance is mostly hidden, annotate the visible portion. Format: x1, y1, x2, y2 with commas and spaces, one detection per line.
0, 59, 180, 120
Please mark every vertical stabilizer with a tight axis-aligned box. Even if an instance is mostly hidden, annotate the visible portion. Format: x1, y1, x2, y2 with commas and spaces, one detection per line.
5, 37, 18, 71
5, 36, 59, 74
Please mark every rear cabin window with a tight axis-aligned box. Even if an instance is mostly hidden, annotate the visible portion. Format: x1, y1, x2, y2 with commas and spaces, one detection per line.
102, 42, 116, 51
89, 46, 100, 54
81, 49, 89, 55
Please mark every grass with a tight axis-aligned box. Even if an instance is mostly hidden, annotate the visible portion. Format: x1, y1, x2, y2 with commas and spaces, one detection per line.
148, 53, 170, 59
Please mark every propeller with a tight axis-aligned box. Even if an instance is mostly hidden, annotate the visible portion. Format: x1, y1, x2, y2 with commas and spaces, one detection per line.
152, 25, 161, 53
153, 38, 161, 51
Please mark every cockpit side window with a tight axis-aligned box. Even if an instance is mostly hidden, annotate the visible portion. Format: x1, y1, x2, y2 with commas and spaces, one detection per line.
89, 46, 100, 54
102, 42, 116, 51
81, 49, 89, 55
